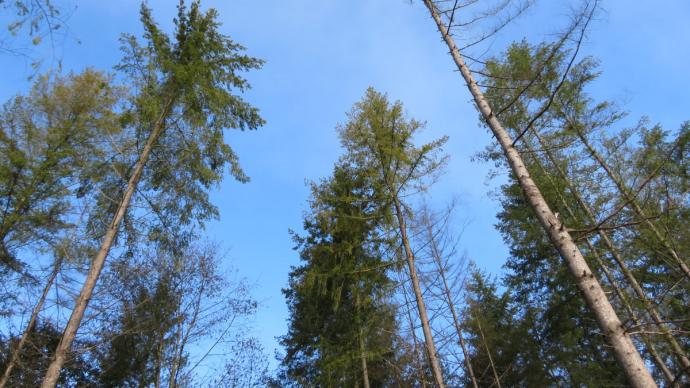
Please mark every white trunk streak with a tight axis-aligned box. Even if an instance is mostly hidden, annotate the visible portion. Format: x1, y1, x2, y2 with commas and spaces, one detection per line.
41, 99, 174, 388
426, 226, 479, 388
530, 131, 690, 375
475, 319, 501, 388
355, 287, 371, 388
359, 327, 371, 388
394, 198, 446, 388
421, 2, 656, 386
0, 259, 61, 388
573, 129, 690, 281
523, 139, 677, 384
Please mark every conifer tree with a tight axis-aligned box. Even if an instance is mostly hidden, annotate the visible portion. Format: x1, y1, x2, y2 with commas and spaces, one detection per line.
422, 2, 656, 385
282, 164, 397, 386
477, 39, 690, 384
41, 2, 264, 385
0, 70, 122, 388
338, 88, 449, 387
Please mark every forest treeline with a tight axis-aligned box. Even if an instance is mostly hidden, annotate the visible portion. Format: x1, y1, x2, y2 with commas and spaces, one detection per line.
1, 0, 688, 387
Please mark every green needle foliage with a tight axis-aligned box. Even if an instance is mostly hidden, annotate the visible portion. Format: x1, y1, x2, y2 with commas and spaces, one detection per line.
338, 87, 448, 201
474, 40, 690, 384
0, 70, 122, 274
108, 0, 265, 243
282, 164, 397, 386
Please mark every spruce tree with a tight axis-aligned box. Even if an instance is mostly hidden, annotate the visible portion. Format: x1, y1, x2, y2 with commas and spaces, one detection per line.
282, 164, 397, 386
41, 2, 264, 385
338, 87, 449, 387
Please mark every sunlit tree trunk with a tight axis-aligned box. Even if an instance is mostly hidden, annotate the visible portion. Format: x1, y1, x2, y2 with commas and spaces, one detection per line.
529, 130, 690, 376
399, 271, 430, 388
422, 2, 656, 386
41, 99, 174, 388
522, 137, 677, 384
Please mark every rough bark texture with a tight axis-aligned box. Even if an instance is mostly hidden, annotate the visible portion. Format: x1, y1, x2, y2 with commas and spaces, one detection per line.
530, 131, 690, 377
523, 139, 677, 384
421, 1, 657, 386
41, 100, 173, 388
394, 198, 446, 387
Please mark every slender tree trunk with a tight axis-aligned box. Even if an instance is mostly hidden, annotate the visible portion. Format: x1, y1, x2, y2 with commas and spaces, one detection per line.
0, 258, 61, 388
422, 2, 656, 386
355, 287, 371, 388
573, 127, 690, 281
426, 224, 479, 388
41, 99, 174, 388
475, 318, 502, 388
399, 273, 429, 388
359, 327, 371, 388
393, 198, 446, 388
155, 335, 164, 388
169, 319, 185, 388
529, 131, 690, 375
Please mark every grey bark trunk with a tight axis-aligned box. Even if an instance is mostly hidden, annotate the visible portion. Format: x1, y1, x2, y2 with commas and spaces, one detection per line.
0, 259, 61, 388
421, 2, 656, 386
523, 138, 677, 384
529, 131, 690, 376
41, 99, 174, 388
394, 198, 446, 388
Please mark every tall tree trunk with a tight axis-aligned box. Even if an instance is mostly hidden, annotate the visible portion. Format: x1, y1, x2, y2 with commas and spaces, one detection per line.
41, 99, 174, 388
169, 319, 184, 388
426, 223, 479, 388
393, 198, 446, 388
421, 2, 656, 386
572, 126, 690, 281
0, 258, 61, 388
523, 138, 677, 384
529, 130, 690, 376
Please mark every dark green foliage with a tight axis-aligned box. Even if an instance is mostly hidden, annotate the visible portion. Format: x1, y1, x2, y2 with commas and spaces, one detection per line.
102, 0, 265, 249
281, 164, 398, 386
477, 39, 690, 384
96, 242, 259, 387
461, 269, 551, 387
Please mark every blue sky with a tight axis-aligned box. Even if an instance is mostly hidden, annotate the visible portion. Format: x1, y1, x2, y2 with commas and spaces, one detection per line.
2, 0, 689, 366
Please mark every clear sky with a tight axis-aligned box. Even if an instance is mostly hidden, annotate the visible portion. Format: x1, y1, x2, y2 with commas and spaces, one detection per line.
2, 0, 689, 366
